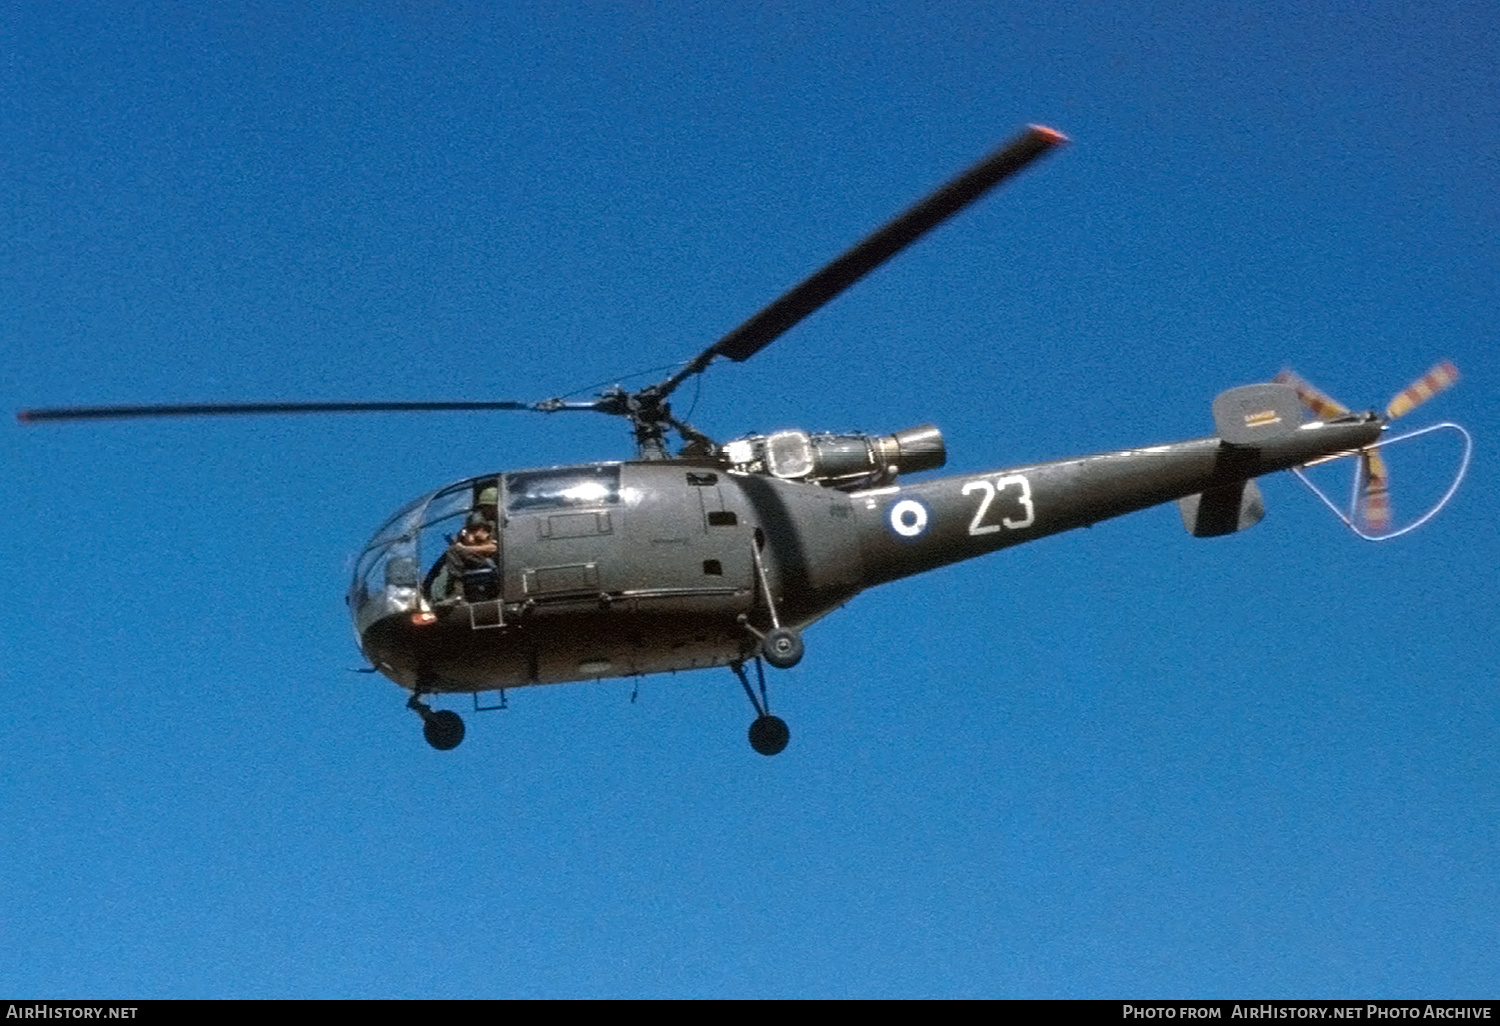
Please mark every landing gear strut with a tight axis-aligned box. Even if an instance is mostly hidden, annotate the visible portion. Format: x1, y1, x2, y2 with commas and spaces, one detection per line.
733, 658, 789, 756
408, 693, 465, 751
742, 537, 804, 670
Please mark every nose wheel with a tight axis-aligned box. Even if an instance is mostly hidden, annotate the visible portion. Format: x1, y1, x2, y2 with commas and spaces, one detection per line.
408, 693, 465, 751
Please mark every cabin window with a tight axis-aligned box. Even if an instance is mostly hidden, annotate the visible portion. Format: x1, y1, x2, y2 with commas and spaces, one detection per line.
707, 511, 737, 526
505, 466, 621, 513
686, 472, 718, 486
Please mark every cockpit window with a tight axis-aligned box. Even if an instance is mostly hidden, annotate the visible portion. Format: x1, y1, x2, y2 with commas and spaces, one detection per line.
367, 495, 426, 548
349, 473, 501, 633
505, 466, 620, 513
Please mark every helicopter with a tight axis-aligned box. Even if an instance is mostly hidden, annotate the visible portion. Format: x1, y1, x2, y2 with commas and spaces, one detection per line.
19, 125, 1470, 756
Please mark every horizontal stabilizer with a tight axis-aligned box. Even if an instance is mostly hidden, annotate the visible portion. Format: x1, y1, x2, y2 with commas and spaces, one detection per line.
1179, 479, 1265, 538
1212, 384, 1304, 445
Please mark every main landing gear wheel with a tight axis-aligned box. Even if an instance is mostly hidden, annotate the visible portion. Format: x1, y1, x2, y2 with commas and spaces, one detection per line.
423, 710, 465, 751
733, 659, 791, 756
749, 714, 790, 756
761, 626, 804, 669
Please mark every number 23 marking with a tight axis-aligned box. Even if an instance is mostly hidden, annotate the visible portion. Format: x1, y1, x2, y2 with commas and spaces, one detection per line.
962, 474, 1036, 535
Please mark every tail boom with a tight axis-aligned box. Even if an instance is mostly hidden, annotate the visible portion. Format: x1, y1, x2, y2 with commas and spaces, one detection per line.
852, 416, 1381, 588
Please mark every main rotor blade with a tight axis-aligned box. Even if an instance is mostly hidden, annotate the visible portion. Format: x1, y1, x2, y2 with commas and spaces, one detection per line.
658, 124, 1067, 396
17, 400, 544, 423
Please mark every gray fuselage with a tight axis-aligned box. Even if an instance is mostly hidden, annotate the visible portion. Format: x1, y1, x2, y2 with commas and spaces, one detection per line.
351, 416, 1380, 693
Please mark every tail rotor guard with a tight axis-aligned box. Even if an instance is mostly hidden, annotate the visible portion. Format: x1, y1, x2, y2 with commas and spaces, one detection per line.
1275, 362, 1469, 541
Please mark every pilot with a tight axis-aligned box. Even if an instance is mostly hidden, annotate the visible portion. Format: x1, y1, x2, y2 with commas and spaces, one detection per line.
450, 514, 498, 568
427, 514, 500, 603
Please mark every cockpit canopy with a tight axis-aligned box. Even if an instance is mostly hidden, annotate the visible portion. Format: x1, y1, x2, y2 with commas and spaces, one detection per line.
346, 466, 625, 635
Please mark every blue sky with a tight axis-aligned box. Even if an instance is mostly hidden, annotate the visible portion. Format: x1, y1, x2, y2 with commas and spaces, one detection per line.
2, 1, 1496, 998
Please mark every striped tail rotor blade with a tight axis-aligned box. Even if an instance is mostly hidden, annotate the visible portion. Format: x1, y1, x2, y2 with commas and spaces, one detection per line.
1358, 448, 1392, 531
1273, 368, 1350, 419
1385, 360, 1459, 420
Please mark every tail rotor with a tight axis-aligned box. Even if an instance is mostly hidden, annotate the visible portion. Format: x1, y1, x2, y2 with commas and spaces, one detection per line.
1274, 361, 1466, 539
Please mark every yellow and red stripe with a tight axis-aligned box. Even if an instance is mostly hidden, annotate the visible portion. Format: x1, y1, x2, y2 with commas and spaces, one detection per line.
1359, 449, 1391, 531
1274, 369, 1349, 420
1386, 360, 1459, 420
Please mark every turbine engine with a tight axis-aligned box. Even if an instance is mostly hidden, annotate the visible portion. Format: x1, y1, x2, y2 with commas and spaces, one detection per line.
722, 424, 945, 490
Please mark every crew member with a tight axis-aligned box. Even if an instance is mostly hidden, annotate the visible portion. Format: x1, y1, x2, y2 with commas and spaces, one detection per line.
426, 513, 499, 603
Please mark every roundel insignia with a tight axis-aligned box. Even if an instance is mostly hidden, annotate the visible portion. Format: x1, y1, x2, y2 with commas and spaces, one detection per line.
887, 498, 930, 539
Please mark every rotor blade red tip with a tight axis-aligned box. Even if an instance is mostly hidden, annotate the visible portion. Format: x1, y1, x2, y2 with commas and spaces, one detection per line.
16, 410, 35, 423
1029, 125, 1069, 145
